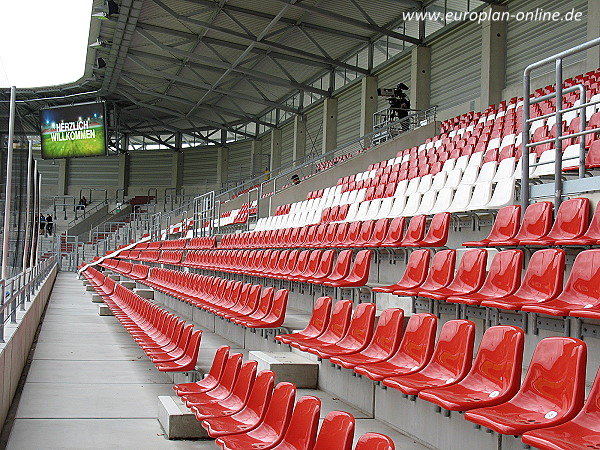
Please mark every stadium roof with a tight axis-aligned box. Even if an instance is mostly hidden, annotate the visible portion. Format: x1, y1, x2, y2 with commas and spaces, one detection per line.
6, 0, 494, 142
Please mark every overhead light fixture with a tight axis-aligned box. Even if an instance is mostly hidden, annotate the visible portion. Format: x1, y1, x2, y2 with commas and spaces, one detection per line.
96, 57, 107, 69
89, 39, 106, 48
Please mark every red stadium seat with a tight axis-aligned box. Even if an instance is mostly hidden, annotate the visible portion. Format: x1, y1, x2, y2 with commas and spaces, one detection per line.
492, 201, 552, 246
354, 433, 395, 450
519, 197, 589, 246
464, 337, 587, 436
481, 249, 565, 311
446, 249, 523, 306
329, 308, 404, 369
291, 300, 353, 353
463, 205, 521, 246
306, 302, 376, 359
275, 297, 332, 345
312, 411, 355, 450
393, 249, 456, 297
522, 367, 600, 450
353, 313, 437, 382
173, 345, 230, 396
418, 249, 488, 300
418, 325, 525, 411
270, 396, 321, 450
523, 249, 600, 316
382, 319, 475, 396
372, 249, 430, 294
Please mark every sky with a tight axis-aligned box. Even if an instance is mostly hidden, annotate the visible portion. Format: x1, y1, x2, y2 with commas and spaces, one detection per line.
0, 0, 94, 88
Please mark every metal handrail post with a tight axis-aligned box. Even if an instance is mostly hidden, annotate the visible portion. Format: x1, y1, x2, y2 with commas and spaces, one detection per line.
553, 58, 564, 210
1, 86, 16, 281
22, 141, 33, 273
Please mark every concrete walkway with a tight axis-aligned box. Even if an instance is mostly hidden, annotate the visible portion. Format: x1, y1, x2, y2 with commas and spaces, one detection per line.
3, 273, 430, 450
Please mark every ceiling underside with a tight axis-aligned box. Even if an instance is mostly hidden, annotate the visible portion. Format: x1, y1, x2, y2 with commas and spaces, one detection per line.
7, 0, 493, 140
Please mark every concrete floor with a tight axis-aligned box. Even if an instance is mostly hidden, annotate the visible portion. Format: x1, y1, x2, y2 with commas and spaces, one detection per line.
3, 273, 430, 450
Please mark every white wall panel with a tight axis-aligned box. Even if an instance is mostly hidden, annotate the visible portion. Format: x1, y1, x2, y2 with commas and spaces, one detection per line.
336, 83, 362, 144
430, 21, 482, 113
505, 0, 588, 87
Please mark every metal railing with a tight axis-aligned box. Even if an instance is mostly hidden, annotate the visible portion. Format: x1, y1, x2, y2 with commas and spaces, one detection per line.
522, 36, 600, 211
372, 105, 439, 146
0, 255, 57, 343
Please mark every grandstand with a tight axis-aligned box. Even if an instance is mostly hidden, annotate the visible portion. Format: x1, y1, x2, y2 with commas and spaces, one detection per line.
1, 0, 600, 449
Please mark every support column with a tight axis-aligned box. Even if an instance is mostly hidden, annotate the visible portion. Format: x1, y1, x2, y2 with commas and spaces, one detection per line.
250, 140, 263, 177
57, 159, 69, 195
216, 147, 229, 186
172, 152, 184, 191
360, 76, 378, 136
481, 3, 507, 108
587, 0, 600, 72
270, 128, 282, 171
293, 115, 306, 161
410, 45, 431, 111
118, 153, 130, 197
322, 98, 337, 154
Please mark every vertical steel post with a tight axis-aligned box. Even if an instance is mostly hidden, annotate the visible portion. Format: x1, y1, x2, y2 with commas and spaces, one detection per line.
36, 173, 42, 265
30, 161, 38, 268
1, 86, 17, 280
22, 141, 33, 273
553, 58, 563, 210
521, 75, 531, 216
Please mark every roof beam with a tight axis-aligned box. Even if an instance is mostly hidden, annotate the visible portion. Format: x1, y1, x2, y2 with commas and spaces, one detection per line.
143, 2, 370, 74
126, 55, 298, 113
269, 0, 421, 45
135, 30, 329, 96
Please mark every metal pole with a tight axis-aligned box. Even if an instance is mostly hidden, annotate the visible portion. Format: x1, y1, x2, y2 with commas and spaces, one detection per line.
553, 58, 563, 210
30, 162, 38, 268
22, 140, 33, 273
521, 74, 531, 216
1, 86, 17, 280
36, 173, 42, 265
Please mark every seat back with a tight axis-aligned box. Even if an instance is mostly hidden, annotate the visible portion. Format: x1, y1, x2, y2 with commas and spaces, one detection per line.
325, 300, 354, 340
354, 433, 395, 450
261, 382, 297, 440
401, 214, 427, 245
312, 411, 355, 450
381, 217, 406, 246
546, 197, 590, 240
421, 212, 451, 246
366, 218, 389, 245
362, 308, 404, 358
341, 250, 372, 285
244, 370, 277, 418
557, 249, 600, 308
275, 396, 321, 450
218, 353, 245, 393
463, 325, 524, 397
512, 249, 564, 301
355, 220, 376, 246
446, 249, 488, 292
476, 249, 523, 297
230, 360, 259, 400
513, 201, 553, 241
250, 287, 275, 319
582, 202, 600, 240
515, 337, 587, 417
326, 250, 353, 280
418, 249, 456, 291
310, 250, 336, 279
336, 302, 376, 349
387, 313, 437, 366
205, 346, 230, 386
396, 248, 431, 287
301, 296, 332, 337
484, 204, 521, 243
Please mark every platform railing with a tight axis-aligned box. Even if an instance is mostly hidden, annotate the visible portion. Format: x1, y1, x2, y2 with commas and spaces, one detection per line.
522, 36, 600, 211
0, 255, 57, 343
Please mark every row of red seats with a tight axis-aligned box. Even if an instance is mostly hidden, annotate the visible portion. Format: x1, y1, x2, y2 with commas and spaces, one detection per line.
136, 267, 289, 329
466, 198, 600, 247
218, 213, 450, 250
378, 246, 600, 317
184, 249, 372, 288
132, 236, 216, 251
81, 267, 202, 372
173, 345, 395, 450
278, 299, 599, 448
